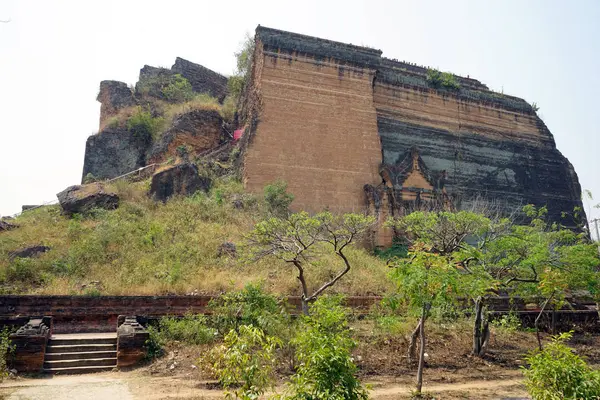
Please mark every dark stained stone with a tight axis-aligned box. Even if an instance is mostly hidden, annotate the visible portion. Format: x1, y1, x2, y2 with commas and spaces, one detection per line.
57, 183, 119, 215
149, 162, 211, 202
9, 245, 50, 260
217, 241, 237, 258
171, 57, 228, 101
0, 220, 17, 232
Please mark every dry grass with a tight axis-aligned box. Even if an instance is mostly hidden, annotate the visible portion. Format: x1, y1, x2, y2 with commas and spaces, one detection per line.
0, 178, 391, 296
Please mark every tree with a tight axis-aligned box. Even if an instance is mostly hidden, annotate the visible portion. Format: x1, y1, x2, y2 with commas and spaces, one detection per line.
388, 211, 498, 359
389, 242, 471, 396
246, 211, 375, 314
280, 296, 369, 400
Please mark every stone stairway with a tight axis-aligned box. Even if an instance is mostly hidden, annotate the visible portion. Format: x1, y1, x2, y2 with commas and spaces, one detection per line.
44, 332, 117, 374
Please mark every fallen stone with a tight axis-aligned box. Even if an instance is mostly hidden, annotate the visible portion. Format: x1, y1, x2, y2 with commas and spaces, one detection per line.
149, 162, 211, 202
0, 220, 17, 232
21, 205, 40, 212
57, 183, 119, 215
9, 245, 50, 260
217, 241, 237, 258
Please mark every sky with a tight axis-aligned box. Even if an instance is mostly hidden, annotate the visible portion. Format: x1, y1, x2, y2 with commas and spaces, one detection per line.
0, 0, 599, 235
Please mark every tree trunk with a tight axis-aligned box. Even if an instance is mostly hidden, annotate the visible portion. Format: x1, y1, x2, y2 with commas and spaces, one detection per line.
407, 320, 421, 366
301, 298, 310, 316
472, 297, 485, 356
415, 303, 429, 395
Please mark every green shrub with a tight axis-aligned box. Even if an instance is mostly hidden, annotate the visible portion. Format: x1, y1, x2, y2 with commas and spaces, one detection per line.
126, 107, 164, 142
6, 258, 42, 284
0, 328, 14, 381
264, 180, 294, 217
208, 283, 285, 336
426, 68, 460, 90
157, 314, 217, 345
522, 332, 600, 400
162, 74, 195, 103
145, 325, 165, 360
281, 296, 369, 400
213, 325, 280, 400
491, 311, 522, 332
83, 173, 98, 184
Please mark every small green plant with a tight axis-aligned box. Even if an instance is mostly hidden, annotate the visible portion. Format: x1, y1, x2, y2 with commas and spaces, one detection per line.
158, 314, 217, 345
531, 102, 540, 112
426, 68, 460, 90
162, 74, 195, 103
522, 331, 600, 400
176, 144, 190, 160
126, 107, 164, 142
106, 117, 121, 129
491, 311, 521, 332
145, 325, 165, 360
263, 180, 294, 217
213, 325, 280, 400
208, 283, 284, 336
0, 328, 15, 381
280, 296, 369, 400
83, 173, 98, 184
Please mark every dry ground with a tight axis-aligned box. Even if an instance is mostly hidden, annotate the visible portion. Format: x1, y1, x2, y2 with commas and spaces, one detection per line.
2, 325, 599, 399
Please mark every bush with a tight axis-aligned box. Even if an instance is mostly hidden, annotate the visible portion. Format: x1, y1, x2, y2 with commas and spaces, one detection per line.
491, 311, 521, 332
157, 314, 218, 345
264, 180, 294, 217
126, 107, 164, 142
281, 296, 369, 400
213, 325, 280, 400
162, 74, 195, 103
0, 328, 14, 381
208, 283, 285, 336
522, 332, 600, 400
426, 68, 460, 90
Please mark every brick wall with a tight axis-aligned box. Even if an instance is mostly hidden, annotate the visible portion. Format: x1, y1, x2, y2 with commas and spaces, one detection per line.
243, 48, 382, 213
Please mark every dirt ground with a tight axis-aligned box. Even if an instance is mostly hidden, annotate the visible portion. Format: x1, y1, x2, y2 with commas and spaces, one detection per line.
0, 372, 528, 400
2, 326, 599, 399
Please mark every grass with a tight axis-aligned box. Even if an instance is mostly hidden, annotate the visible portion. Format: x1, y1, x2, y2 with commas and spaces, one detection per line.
0, 177, 391, 296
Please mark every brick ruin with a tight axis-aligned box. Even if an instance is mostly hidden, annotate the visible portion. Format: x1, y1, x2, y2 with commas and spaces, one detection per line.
240, 26, 585, 246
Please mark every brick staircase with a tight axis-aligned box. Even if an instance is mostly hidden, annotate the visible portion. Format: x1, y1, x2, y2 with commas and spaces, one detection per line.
43, 333, 117, 374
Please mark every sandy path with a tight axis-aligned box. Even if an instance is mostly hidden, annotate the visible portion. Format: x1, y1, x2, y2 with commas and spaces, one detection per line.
0, 372, 528, 400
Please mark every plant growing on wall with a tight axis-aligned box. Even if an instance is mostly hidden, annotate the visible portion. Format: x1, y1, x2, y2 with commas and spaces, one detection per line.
246, 211, 375, 314
426, 68, 460, 90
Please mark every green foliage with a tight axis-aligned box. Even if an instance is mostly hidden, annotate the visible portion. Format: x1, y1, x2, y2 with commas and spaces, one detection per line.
162, 74, 195, 102
263, 180, 294, 217
213, 325, 280, 400
246, 211, 376, 312
491, 311, 522, 332
374, 237, 408, 260
0, 328, 14, 381
145, 325, 165, 360
176, 144, 190, 160
531, 102, 540, 112
221, 95, 237, 122
208, 283, 286, 336
280, 296, 369, 400
126, 107, 164, 142
228, 33, 255, 100
83, 173, 98, 184
157, 314, 217, 345
522, 332, 600, 400
426, 68, 460, 90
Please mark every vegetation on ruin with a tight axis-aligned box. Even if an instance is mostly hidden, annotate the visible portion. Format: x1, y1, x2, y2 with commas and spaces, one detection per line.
0, 177, 389, 296
426, 68, 460, 90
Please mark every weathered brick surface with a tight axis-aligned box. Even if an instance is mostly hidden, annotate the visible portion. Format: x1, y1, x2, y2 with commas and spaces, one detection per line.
9, 317, 51, 372
243, 27, 584, 243
117, 316, 149, 368
244, 50, 382, 213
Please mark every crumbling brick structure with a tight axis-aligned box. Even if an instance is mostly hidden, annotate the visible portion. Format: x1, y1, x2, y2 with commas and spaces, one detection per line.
241, 26, 585, 246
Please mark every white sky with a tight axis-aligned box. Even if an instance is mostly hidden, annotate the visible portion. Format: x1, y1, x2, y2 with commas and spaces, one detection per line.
1, 0, 599, 232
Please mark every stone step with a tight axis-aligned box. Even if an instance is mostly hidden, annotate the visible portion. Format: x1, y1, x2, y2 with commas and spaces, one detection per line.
44, 357, 117, 369
45, 351, 117, 361
49, 337, 117, 346
44, 365, 116, 375
46, 343, 117, 353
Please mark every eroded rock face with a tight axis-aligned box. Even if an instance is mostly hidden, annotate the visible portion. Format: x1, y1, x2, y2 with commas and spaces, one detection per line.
171, 57, 228, 101
9, 245, 50, 260
82, 128, 152, 182
149, 163, 211, 202
149, 109, 223, 163
57, 183, 119, 215
97, 80, 136, 130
